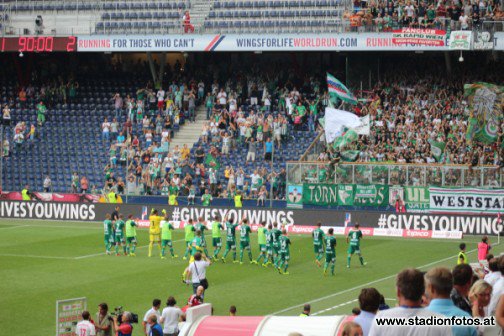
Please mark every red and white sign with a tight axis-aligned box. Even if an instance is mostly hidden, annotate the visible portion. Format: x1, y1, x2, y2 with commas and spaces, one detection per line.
392, 28, 446, 46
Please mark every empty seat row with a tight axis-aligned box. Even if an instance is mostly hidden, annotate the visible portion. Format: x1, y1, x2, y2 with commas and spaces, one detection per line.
213, 0, 342, 9
208, 9, 342, 18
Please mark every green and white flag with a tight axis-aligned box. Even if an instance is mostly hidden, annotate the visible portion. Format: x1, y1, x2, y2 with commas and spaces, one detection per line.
327, 73, 357, 105
465, 82, 504, 145
341, 150, 360, 162
428, 139, 446, 162
333, 129, 358, 149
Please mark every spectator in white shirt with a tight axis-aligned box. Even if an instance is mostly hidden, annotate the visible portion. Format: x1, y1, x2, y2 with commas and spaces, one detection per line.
102, 118, 110, 141
484, 258, 501, 287
488, 256, 504, 315
76, 311, 96, 336
157, 89, 165, 113
142, 299, 161, 336
217, 89, 227, 108
160, 296, 185, 336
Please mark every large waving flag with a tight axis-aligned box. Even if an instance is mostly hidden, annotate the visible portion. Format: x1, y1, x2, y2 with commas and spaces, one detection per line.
324, 107, 361, 143
327, 73, 357, 105
464, 82, 504, 145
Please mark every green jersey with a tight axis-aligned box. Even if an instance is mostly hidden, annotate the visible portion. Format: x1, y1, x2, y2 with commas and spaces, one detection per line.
185, 224, 195, 242
115, 220, 125, 236
279, 235, 291, 254
211, 221, 224, 238
202, 194, 212, 206
226, 222, 239, 242
257, 227, 267, 245
325, 235, 336, 254
191, 236, 202, 255
103, 219, 113, 236
272, 228, 282, 245
195, 223, 208, 240
161, 220, 175, 240
265, 229, 273, 246
348, 230, 363, 247
312, 228, 325, 245
125, 219, 137, 237
240, 224, 251, 242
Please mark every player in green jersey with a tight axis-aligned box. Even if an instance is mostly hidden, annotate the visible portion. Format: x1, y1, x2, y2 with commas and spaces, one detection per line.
160, 214, 177, 259
211, 215, 224, 260
222, 219, 239, 263
103, 214, 114, 255
239, 218, 253, 264
183, 218, 196, 260
191, 230, 204, 260
125, 214, 138, 256
271, 222, 282, 265
323, 228, 337, 276
276, 230, 292, 275
252, 221, 268, 265
264, 224, 274, 267
114, 214, 127, 256
312, 222, 325, 267
346, 223, 366, 268
195, 217, 209, 257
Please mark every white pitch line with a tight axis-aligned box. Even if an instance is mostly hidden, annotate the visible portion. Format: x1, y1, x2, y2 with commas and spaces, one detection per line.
312, 299, 358, 316
271, 245, 488, 315
0, 253, 73, 260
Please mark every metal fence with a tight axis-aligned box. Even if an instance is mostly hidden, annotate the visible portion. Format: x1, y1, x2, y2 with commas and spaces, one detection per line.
287, 161, 504, 188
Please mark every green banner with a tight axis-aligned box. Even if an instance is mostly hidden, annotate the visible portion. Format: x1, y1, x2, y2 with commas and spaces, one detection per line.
353, 184, 389, 206
303, 184, 387, 206
403, 186, 430, 212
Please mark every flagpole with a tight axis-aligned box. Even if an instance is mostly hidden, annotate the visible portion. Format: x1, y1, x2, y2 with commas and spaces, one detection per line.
269, 142, 274, 208
345, 56, 349, 87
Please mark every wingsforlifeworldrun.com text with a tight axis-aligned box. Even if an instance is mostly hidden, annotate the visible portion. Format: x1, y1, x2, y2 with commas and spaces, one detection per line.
375, 316, 496, 327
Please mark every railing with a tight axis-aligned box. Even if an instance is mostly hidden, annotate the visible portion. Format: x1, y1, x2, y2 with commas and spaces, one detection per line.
287, 162, 504, 188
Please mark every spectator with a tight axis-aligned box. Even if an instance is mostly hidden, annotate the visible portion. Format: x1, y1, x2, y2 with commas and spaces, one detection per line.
112, 93, 123, 119
342, 322, 363, 336
354, 288, 381, 336
469, 280, 492, 318
369, 268, 450, 336
112, 311, 133, 336
185, 252, 211, 295
488, 256, 504, 315
451, 264, 474, 315
160, 296, 185, 336
484, 258, 500, 286
43, 175, 52, 192
246, 138, 257, 163
182, 10, 194, 33
146, 315, 163, 336
425, 267, 476, 336
76, 311, 96, 336
299, 304, 311, 317
80, 176, 89, 194
142, 299, 161, 336
2, 104, 11, 126
229, 305, 237, 316
102, 118, 110, 141
71, 172, 79, 193
185, 285, 205, 310
95, 303, 112, 336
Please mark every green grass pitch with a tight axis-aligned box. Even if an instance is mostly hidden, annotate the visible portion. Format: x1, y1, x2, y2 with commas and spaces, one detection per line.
0, 219, 498, 335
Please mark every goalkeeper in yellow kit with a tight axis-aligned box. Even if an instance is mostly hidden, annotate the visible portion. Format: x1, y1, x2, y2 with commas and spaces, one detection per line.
148, 209, 164, 257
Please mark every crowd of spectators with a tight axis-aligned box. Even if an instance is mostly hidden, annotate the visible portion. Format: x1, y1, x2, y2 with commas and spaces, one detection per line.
312, 59, 504, 188
100, 63, 329, 200
343, 0, 504, 31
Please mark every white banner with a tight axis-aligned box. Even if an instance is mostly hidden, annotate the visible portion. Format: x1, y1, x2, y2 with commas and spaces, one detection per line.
354, 114, 370, 135
495, 32, 504, 51
429, 187, 504, 214
77, 33, 456, 52
449, 31, 473, 50
324, 107, 361, 143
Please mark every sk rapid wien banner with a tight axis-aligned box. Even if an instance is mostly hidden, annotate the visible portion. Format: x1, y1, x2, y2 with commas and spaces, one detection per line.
392, 28, 446, 46
429, 187, 504, 214
302, 184, 389, 206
